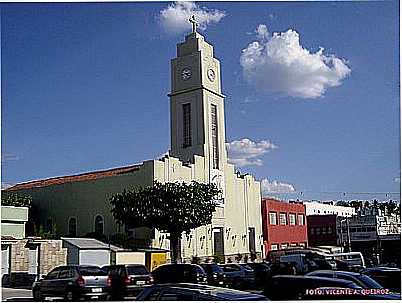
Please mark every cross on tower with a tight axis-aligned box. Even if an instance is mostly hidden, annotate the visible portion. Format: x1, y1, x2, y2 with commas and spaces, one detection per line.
189, 15, 198, 33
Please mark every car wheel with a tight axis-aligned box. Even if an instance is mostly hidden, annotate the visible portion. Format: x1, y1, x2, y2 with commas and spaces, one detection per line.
33, 288, 43, 301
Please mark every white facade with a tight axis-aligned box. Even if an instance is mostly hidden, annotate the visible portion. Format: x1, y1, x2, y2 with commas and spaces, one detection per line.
304, 201, 356, 217
150, 31, 263, 261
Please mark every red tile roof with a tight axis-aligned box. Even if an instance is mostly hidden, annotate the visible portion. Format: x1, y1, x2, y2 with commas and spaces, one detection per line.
6, 164, 142, 191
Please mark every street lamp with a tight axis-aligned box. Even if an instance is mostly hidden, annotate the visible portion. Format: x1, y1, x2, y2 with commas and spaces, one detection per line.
340, 218, 351, 252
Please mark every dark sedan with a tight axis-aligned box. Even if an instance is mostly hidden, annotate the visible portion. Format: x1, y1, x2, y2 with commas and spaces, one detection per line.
135, 283, 268, 300
306, 270, 383, 289
361, 267, 401, 293
102, 264, 154, 299
151, 264, 208, 284
219, 263, 255, 289
199, 263, 227, 287
263, 275, 361, 300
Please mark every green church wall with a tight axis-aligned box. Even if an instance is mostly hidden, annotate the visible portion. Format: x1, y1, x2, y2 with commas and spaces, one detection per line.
12, 161, 154, 237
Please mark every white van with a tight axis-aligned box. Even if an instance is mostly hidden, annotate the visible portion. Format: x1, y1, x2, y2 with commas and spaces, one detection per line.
331, 252, 366, 269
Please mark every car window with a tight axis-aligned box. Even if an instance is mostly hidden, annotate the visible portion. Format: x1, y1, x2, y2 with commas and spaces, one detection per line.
79, 267, 107, 276
46, 268, 61, 280
358, 275, 383, 289
195, 266, 205, 275
127, 265, 149, 275
59, 269, 70, 279
240, 264, 253, 271
222, 265, 239, 272
159, 290, 195, 301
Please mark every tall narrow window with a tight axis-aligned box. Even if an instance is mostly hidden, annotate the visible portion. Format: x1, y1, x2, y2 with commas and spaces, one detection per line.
68, 217, 77, 237
183, 103, 191, 147
211, 104, 219, 169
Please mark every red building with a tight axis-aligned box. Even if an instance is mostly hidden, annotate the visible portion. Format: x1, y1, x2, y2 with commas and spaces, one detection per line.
307, 214, 338, 247
261, 198, 308, 256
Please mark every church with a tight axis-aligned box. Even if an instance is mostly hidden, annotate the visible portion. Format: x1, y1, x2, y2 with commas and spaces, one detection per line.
7, 20, 263, 262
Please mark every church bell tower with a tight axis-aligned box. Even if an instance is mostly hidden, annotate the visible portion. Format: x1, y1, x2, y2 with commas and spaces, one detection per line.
169, 16, 227, 179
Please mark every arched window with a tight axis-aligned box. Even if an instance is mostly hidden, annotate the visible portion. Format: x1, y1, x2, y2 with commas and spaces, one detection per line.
68, 217, 77, 237
94, 215, 104, 235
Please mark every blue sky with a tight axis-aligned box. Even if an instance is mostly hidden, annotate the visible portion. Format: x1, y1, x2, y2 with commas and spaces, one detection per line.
1, 1, 400, 202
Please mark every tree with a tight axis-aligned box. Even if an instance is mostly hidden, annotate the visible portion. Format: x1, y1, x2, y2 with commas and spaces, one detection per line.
109, 181, 221, 263
1, 191, 32, 207
335, 200, 349, 207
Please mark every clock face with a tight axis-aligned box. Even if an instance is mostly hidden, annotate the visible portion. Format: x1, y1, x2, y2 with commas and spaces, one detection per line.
181, 68, 192, 81
207, 69, 215, 81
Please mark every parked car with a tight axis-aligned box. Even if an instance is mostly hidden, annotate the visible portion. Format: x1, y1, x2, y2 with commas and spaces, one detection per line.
361, 267, 401, 293
199, 263, 227, 287
301, 286, 401, 300
263, 275, 361, 300
135, 283, 268, 300
151, 264, 207, 284
246, 262, 272, 288
32, 265, 111, 301
306, 270, 383, 289
102, 264, 153, 299
219, 263, 255, 289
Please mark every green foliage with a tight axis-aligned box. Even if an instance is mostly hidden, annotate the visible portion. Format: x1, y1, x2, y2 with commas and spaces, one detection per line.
1, 192, 32, 207
335, 200, 349, 207
213, 254, 224, 264
109, 181, 221, 262
33, 223, 58, 239
110, 181, 221, 235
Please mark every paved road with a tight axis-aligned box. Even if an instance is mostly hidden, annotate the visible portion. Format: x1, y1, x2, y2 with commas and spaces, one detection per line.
2, 288, 33, 301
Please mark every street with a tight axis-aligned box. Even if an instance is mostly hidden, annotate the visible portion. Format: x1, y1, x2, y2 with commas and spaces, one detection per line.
2, 288, 33, 301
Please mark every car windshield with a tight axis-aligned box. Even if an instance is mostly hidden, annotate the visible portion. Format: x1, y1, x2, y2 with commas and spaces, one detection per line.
127, 265, 149, 275
202, 264, 224, 273
79, 267, 106, 276
239, 264, 253, 271
358, 275, 383, 289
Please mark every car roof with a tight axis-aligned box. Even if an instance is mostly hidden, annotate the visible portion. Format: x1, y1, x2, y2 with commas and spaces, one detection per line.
150, 283, 267, 300
272, 275, 357, 284
363, 267, 400, 272
307, 270, 362, 277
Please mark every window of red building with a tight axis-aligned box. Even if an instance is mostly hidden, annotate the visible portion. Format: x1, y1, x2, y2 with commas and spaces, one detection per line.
298, 214, 304, 225
279, 213, 287, 225
269, 212, 277, 225
289, 213, 296, 225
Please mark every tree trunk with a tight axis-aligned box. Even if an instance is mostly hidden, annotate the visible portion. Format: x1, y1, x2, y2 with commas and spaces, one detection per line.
170, 233, 182, 264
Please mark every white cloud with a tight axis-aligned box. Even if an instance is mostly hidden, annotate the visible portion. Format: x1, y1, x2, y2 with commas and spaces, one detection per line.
394, 177, 400, 183
226, 138, 277, 167
240, 25, 351, 99
261, 178, 296, 194
159, 1, 226, 35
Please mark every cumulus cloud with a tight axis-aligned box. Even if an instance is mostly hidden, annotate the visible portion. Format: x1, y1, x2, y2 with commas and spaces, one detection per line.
240, 25, 351, 99
226, 138, 277, 167
261, 178, 296, 194
159, 1, 226, 35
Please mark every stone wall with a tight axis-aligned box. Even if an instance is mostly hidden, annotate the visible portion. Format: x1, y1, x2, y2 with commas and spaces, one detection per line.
9, 239, 67, 275
38, 240, 67, 275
